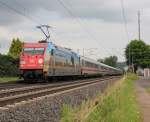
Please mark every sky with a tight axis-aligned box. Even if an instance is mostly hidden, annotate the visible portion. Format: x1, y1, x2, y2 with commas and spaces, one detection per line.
0, 0, 150, 61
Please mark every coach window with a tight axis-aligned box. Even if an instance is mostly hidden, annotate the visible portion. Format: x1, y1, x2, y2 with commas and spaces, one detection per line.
51, 49, 54, 56
82, 60, 84, 66
71, 56, 74, 65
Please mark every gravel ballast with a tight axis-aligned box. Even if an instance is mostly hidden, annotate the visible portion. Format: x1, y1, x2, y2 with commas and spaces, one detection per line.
0, 78, 120, 122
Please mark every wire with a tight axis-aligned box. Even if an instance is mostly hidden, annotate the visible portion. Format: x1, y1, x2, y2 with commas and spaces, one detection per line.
0, 0, 126, 59
0, 0, 61, 42
120, 0, 130, 41
56, 0, 114, 56
57, 0, 125, 58
120, 0, 132, 64
13, 0, 42, 25
0, 0, 40, 25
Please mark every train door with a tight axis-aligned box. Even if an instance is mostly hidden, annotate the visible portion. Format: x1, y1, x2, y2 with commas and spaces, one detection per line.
71, 55, 75, 74
43, 47, 50, 76
50, 49, 55, 76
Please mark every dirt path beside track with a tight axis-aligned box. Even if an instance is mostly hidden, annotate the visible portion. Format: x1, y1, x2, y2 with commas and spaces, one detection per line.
135, 78, 150, 122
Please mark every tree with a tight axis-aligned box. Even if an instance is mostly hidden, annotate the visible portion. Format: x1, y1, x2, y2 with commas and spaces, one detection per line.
97, 59, 104, 63
8, 38, 23, 59
98, 56, 118, 67
125, 40, 150, 70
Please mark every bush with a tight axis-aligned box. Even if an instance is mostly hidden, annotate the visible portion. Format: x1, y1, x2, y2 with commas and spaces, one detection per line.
0, 54, 19, 77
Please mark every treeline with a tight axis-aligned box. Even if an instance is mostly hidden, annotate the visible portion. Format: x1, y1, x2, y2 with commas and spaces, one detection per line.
97, 56, 118, 67
0, 38, 22, 77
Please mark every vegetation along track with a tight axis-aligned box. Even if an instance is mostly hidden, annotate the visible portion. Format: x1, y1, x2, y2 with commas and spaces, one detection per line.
0, 76, 121, 107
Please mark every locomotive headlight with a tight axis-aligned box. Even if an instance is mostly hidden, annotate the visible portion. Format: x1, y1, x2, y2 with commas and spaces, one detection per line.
38, 58, 43, 64
20, 61, 26, 65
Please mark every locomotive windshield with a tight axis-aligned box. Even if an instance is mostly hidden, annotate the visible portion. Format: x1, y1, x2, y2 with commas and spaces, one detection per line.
23, 48, 44, 55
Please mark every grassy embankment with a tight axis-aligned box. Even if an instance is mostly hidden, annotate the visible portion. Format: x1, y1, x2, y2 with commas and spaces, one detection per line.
0, 77, 20, 83
61, 74, 142, 122
146, 88, 150, 93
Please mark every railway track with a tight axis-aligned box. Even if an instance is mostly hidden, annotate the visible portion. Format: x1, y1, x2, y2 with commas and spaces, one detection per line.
0, 76, 121, 107
0, 82, 36, 91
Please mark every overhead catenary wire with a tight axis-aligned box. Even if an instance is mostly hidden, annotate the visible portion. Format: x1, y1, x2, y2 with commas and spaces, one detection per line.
0, 0, 126, 60
66, 0, 126, 58
58, 0, 127, 59
0, 0, 41, 25
0, 0, 60, 42
56, 0, 115, 57
120, 0, 132, 65
13, 0, 42, 25
120, 0, 130, 41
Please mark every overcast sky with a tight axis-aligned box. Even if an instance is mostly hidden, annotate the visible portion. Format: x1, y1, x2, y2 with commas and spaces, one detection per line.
0, 0, 150, 61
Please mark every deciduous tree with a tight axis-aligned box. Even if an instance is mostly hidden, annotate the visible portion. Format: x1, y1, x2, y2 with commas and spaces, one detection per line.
8, 38, 23, 59
125, 40, 150, 70
98, 56, 118, 67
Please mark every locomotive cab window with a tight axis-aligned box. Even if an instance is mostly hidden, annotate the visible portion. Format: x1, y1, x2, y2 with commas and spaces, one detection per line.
34, 48, 44, 55
23, 48, 34, 55
23, 48, 44, 55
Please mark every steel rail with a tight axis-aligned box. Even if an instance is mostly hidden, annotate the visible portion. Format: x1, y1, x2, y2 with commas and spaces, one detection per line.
0, 76, 121, 107
0, 77, 115, 97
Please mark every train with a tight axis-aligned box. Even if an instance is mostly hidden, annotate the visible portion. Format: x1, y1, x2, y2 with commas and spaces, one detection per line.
19, 41, 122, 81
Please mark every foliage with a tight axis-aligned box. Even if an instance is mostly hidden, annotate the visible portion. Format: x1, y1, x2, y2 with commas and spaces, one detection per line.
84, 74, 141, 122
97, 59, 104, 63
125, 40, 150, 69
0, 77, 19, 83
61, 105, 74, 122
146, 88, 150, 94
98, 56, 118, 67
8, 38, 23, 59
0, 54, 19, 77
61, 74, 142, 122
117, 62, 127, 70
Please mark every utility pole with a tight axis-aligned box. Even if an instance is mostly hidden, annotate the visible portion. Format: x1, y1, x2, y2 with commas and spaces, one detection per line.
132, 52, 134, 73
138, 11, 141, 41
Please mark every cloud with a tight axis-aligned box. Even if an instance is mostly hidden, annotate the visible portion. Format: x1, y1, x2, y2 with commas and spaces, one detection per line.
1, 0, 150, 62
0, 0, 150, 26
0, 0, 135, 26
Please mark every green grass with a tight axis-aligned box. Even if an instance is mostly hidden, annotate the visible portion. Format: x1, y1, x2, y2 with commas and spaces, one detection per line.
146, 88, 150, 93
61, 74, 142, 122
0, 77, 20, 83
61, 105, 75, 122
84, 74, 141, 122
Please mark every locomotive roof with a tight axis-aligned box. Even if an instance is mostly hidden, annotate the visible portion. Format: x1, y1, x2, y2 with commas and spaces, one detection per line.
23, 42, 47, 48
80, 56, 121, 71
52, 43, 80, 57
80, 56, 100, 65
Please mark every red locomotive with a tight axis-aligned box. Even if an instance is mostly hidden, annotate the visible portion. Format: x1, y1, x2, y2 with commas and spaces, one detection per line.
20, 41, 47, 80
